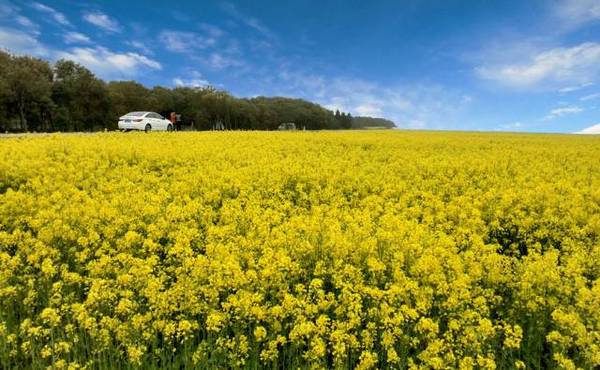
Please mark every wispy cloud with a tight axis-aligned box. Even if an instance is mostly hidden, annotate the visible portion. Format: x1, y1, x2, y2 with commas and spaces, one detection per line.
63, 32, 91, 44
354, 103, 383, 117
558, 82, 593, 93
158, 29, 242, 70
0, 27, 48, 56
221, 2, 275, 40
554, 0, 600, 29
56, 47, 161, 79
15, 15, 37, 29
472, 1, 600, 92
83, 11, 121, 33
173, 71, 210, 88
543, 106, 583, 120
580, 92, 600, 101
270, 67, 470, 129
125, 40, 153, 55
202, 52, 244, 70
0, 21, 160, 80
0, 4, 40, 35
476, 42, 600, 89
158, 30, 216, 52
31, 2, 70, 26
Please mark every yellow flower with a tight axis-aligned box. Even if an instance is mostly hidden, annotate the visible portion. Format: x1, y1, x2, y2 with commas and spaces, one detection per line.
0, 131, 598, 368
39, 308, 61, 327
254, 326, 267, 342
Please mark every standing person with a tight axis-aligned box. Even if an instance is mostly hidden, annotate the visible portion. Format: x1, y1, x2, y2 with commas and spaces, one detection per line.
170, 112, 177, 131
176, 114, 182, 131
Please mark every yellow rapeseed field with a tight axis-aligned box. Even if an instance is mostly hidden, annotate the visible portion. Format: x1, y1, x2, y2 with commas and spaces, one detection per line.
0, 131, 599, 369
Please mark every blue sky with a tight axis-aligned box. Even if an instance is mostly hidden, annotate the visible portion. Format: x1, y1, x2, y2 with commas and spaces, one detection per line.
1, 0, 600, 133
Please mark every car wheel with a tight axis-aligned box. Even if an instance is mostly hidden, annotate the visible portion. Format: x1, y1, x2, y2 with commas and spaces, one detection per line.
167, 124, 173, 132
145, 124, 152, 133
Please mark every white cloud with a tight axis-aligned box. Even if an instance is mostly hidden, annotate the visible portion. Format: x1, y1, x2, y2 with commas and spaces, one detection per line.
63, 32, 91, 44
0, 4, 39, 34
0, 24, 161, 80
245, 17, 272, 38
555, 0, 600, 28
549, 106, 583, 115
543, 106, 583, 120
558, 82, 593, 93
580, 92, 600, 101
0, 27, 48, 56
158, 30, 216, 52
355, 103, 383, 117
158, 30, 241, 70
15, 15, 36, 29
575, 123, 600, 134
173, 71, 210, 88
273, 68, 470, 129
202, 52, 243, 70
126, 40, 153, 55
221, 2, 274, 40
83, 11, 121, 33
31, 2, 70, 26
476, 42, 600, 89
56, 47, 161, 79
473, 1, 600, 91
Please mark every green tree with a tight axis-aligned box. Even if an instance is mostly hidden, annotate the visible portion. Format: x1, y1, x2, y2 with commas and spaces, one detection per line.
342, 112, 353, 129
0, 51, 11, 131
1, 54, 53, 131
52, 60, 109, 131
351, 116, 395, 129
0, 49, 361, 132
107, 81, 152, 128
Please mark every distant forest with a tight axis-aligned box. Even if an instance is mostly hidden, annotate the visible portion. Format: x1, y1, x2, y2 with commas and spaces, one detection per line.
0, 51, 395, 132
351, 116, 395, 129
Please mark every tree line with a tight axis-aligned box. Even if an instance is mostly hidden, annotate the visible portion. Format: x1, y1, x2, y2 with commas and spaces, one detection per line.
351, 116, 395, 129
0, 50, 394, 132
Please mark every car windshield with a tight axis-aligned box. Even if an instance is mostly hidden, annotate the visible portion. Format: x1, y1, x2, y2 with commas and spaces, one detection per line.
124, 112, 147, 117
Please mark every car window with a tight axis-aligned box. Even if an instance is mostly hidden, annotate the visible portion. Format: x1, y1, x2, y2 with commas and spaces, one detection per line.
148, 113, 160, 119
126, 111, 147, 117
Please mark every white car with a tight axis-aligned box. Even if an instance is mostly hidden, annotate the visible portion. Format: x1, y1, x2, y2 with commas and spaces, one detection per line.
118, 111, 173, 132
